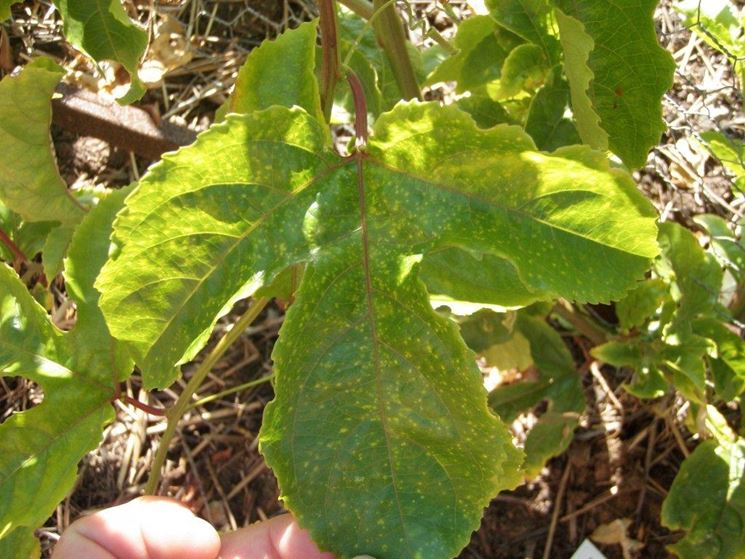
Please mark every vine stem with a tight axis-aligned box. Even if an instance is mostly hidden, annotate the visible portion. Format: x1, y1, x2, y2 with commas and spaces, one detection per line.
0, 225, 48, 286
319, 0, 341, 121
144, 297, 270, 495
371, 0, 421, 100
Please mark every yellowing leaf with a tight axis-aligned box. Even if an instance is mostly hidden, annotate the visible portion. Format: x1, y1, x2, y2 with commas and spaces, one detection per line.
0, 58, 86, 224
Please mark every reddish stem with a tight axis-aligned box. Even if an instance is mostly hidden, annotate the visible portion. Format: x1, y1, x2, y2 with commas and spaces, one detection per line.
346, 70, 368, 146
319, 0, 341, 121
0, 225, 48, 287
112, 383, 167, 416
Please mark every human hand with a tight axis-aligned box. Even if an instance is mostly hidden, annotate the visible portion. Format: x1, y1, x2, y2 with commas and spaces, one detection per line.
51, 496, 336, 559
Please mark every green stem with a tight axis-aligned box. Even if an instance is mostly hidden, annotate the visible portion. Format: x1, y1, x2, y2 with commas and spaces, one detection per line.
552, 300, 607, 346
144, 297, 269, 495
371, 0, 421, 100
319, 0, 342, 121
338, 0, 373, 19
187, 373, 275, 410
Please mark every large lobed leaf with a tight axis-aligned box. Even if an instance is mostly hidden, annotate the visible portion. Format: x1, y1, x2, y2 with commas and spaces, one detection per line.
0, 189, 132, 553
97, 97, 658, 557
553, 0, 675, 169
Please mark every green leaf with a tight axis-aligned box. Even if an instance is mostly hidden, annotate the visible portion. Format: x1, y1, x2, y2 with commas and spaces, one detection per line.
457, 309, 513, 353
0, 0, 15, 21
658, 221, 723, 325
41, 222, 77, 279
0, 203, 54, 262
0, 190, 131, 547
96, 109, 333, 388
488, 314, 583, 476
694, 214, 745, 279
426, 15, 519, 92
98, 101, 658, 558
553, 0, 675, 168
524, 68, 580, 151
662, 438, 745, 559
0, 527, 39, 559
262, 249, 524, 559
218, 20, 324, 124
487, 0, 559, 62
592, 340, 668, 399
0, 58, 86, 224
53, 0, 147, 104
487, 43, 550, 100
676, 0, 745, 59
421, 248, 544, 310
699, 131, 745, 193
615, 278, 667, 331
456, 94, 513, 129
694, 318, 745, 401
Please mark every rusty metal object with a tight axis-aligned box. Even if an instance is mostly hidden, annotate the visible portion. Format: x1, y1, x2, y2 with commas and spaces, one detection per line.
52, 83, 197, 160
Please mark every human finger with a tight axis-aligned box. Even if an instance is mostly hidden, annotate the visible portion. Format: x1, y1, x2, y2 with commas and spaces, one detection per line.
52, 496, 221, 559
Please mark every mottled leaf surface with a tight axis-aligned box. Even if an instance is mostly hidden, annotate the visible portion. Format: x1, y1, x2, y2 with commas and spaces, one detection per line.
0, 58, 86, 224
97, 100, 657, 557
662, 438, 745, 559
0, 190, 131, 548
554, 0, 675, 168
53, 0, 147, 103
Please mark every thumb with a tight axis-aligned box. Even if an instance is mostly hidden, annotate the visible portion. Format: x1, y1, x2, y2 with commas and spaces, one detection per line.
52, 497, 220, 559
219, 514, 336, 559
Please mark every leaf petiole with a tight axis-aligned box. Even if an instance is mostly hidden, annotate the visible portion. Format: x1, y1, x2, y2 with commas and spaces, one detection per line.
144, 297, 270, 495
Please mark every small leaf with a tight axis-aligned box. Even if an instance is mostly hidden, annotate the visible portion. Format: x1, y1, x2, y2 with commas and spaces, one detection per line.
0, 58, 86, 224
615, 278, 667, 331
219, 20, 324, 124
699, 131, 745, 193
489, 314, 584, 475
524, 68, 580, 151
658, 221, 723, 325
0, 203, 54, 262
53, 0, 147, 103
487, 0, 560, 62
694, 318, 745, 401
456, 94, 513, 128
426, 15, 519, 92
487, 43, 550, 100
553, 0, 675, 168
662, 438, 745, 559
694, 214, 745, 278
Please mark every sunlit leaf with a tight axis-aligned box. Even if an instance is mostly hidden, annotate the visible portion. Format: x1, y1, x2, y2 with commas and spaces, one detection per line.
97, 98, 657, 557
53, 0, 147, 103
0, 58, 86, 224
0, 189, 131, 549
